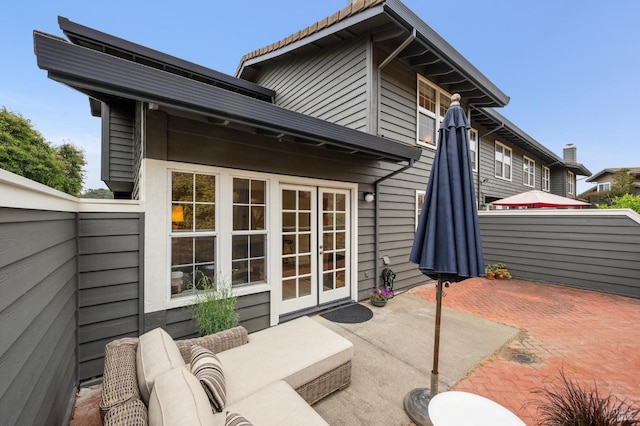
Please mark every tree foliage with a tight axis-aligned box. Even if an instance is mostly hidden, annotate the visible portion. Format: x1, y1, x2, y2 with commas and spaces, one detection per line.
0, 107, 86, 196
81, 188, 114, 199
596, 194, 640, 214
611, 168, 635, 195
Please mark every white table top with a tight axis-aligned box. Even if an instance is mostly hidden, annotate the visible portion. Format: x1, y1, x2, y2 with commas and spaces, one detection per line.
428, 391, 526, 426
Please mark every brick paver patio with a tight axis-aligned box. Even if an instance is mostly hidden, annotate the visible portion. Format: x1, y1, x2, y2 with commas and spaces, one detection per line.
408, 277, 640, 425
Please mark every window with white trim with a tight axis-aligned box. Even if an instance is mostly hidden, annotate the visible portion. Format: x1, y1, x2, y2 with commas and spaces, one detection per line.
494, 141, 512, 180
231, 178, 267, 286
567, 171, 575, 195
597, 182, 611, 192
170, 172, 216, 297
417, 77, 450, 148
469, 128, 478, 171
542, 166, 551, 192
415, 190, 425, 229
523, 156, 535, 187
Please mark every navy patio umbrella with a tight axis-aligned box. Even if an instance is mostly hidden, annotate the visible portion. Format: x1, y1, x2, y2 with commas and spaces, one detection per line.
404, 93, 484, 425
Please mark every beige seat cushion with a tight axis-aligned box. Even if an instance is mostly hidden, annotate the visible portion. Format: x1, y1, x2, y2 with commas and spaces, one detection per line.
215, 381, 329, 426
217, 316, 353, 404
136, 327, 185, 403
148, 367, 215, 426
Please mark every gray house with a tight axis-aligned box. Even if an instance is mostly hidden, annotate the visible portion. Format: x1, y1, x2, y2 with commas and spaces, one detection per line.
582, 167, 640, 197
33, 0, 591, 337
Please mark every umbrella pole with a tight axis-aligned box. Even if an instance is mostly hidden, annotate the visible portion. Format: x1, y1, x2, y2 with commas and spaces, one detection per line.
403, 275, 444, 425
431, 275, 443, 396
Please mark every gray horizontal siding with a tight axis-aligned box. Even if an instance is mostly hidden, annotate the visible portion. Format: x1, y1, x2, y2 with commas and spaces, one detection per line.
77, 212, 143, 382
0, 208, 77, 426
377, 50, 417, 144
145, 291, 271, 338
255, 37, 369, 132
479, 211, 640, 298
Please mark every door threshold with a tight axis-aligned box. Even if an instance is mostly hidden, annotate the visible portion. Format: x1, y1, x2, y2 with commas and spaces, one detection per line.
279, 298, 353, 324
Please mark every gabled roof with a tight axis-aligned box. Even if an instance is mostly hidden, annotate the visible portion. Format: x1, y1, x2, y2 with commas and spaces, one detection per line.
471, 107, 591, 176
236, 0, 509, 108
586, 167, 640, 182
33, 29, 421, 164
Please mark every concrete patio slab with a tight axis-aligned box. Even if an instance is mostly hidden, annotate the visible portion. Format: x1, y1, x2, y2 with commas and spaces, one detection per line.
312, 290, 519, 425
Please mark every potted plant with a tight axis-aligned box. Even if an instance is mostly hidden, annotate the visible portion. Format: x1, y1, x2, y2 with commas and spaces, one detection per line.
191, 274, 239, 335
485, 265, 495, 279
492, 263, 511, 279
367, 288, 393, 307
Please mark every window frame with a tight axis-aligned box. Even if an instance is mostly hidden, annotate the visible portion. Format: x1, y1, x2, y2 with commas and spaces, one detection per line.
169, 171, 218, 299
230, 177, 268, 287
494, 141, 513, 181
522, 156, 535, 188
567, 171, 575, 195
597, 182, 611, 192
415, 189, 426, 229
469, 128, 478, 172
542, 166, 551, 192
416, 76, 451, 149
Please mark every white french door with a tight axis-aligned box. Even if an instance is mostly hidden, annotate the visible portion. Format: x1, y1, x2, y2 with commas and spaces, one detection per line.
280, 185, 351, 314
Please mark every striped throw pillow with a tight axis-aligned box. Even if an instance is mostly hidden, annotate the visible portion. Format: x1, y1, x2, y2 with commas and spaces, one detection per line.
225, 412, 254, 426
190, 345, 226, 412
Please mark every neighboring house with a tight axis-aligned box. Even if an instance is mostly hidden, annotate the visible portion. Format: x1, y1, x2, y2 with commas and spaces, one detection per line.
33, 1, 588, 331
581, 167, 640, 197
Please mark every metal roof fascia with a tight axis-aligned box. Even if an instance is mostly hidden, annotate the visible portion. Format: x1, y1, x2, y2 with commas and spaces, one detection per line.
383, 0, 510, 107
58, 17, 276, 101
34, 32, 421, 163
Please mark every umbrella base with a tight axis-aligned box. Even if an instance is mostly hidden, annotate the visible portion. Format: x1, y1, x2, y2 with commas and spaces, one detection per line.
404, 388, 433, 426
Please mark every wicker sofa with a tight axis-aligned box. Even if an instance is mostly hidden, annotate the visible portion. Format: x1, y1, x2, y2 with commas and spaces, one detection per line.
99, 316, 353, 425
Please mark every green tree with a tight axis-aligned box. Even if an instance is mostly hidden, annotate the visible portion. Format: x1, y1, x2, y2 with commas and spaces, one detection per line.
0, 107, 86, 196
611, 168, 635, 196
596, 194, 640, 214
81, 188, 114, 199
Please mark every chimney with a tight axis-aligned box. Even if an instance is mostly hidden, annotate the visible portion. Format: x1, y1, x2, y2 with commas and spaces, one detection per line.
563, 144, 576, 162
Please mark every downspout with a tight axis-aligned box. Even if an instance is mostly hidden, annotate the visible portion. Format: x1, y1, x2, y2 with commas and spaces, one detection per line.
371, 30, 417, 289
373, 159, 415, 289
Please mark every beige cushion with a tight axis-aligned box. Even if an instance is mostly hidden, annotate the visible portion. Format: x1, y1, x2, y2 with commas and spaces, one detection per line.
217, 316, 353, 404
148, 367, 215, 426
136, 327, 185, 403
222, 381, 329, 426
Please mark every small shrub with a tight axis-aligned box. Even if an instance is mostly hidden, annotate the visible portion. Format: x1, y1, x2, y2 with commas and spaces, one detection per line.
529, 369, 640, 425
192, 276, 239, 336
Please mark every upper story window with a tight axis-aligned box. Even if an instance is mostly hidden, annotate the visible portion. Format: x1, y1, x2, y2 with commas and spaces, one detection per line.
523, 156, 535, 187
494, 141, 512, 181
231, 178, 267, 286
417, 76, 450, 148
567, 171, 575, 195
597, 182, 611, 192
170, 172, 216, 298
415, 190, 425, 229
469, 128, 478, 171
542, 166, 551, 192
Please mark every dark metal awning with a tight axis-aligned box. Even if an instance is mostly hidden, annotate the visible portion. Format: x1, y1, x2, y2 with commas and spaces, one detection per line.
34, 31, 421, 164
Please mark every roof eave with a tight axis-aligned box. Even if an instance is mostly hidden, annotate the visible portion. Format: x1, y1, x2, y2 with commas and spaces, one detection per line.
34, 31, 421, 164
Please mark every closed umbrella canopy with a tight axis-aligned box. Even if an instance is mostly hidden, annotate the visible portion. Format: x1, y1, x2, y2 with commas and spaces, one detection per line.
491, 189, 590, 208
409, 95, 484, 282
405, 94, 484, 426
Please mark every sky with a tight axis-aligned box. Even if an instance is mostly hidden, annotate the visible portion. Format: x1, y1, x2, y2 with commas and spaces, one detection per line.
2, 0, 639, 193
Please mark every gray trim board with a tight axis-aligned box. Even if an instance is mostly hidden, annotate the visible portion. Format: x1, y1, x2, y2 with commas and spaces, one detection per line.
34, 31, 421, 164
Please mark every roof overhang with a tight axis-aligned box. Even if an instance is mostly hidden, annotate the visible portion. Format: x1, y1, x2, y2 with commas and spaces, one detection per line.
237, 0, 509, 108
58, 17, 276, 103
34, 30, 421, 164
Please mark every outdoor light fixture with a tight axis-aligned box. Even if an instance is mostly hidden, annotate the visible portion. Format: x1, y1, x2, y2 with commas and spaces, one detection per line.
364, 192, 375, 203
